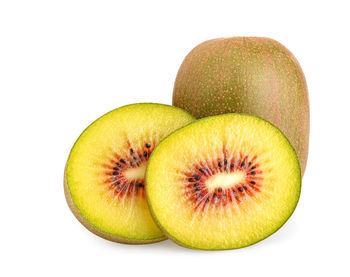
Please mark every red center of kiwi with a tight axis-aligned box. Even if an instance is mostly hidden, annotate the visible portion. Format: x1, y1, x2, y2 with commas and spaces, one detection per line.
184, 153, 263, 211
104, 141, 155, 198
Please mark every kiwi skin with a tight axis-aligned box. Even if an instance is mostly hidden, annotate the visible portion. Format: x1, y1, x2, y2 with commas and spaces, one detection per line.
173, 37, 309, 177
145, 113, 302, 251
64, 164, 166, 244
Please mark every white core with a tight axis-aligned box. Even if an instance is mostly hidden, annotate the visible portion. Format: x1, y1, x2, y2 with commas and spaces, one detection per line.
205, 170, 246, 192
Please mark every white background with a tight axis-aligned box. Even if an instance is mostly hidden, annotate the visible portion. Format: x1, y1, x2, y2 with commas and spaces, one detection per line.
1, 0, 349, 276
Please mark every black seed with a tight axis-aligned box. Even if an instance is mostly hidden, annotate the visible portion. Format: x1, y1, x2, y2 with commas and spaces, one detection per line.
136, 183, 144, 188
112, 171, 118, 175
120, 159, 126, 164
250, 181, 256, 185
129, 182, 134, 187
193, 174, 200, 180
241, 161, 245, 167
224, 159, 228, 165
130, 148, 134, 154
199, 168, 206, 173
251, 171, 256, 175
243, 186, 247, 190
123, 186, 128, 190
116, 163, 122, 167
251, 166, 256, 170
218, 187, 223, 192
206, 198, 209, 203
230, 164, 235, 169
194, 183, 199, 187
188, 177, 194, 182
248, 162, 252, 167
143, 151, 147, 157
195, 188, 200, 192
213, 193, 217, 198
238, 187, 244, 192
133, 156, 138, 160
232, 190, 236, 195
145, 143, 151, 148
129, 161, 133, 166
114, 182, 120, 186
218, 161, 222, 167
113, 167, 119, 171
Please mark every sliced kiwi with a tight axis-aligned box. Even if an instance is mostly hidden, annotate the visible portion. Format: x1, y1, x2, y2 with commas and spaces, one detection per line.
146, 114, 301, 250
64, 103, 195, 244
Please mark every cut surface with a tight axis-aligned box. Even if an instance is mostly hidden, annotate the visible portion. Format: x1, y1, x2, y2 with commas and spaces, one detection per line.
146, 114, 301, 250
65, 103, 195, 243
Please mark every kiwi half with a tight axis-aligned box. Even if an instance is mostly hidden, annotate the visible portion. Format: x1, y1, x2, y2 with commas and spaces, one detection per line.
146, 114, 301, 250
64, 103, 195, 244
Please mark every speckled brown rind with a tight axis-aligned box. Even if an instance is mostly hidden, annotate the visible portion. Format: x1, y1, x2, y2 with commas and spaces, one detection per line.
173, 37, 309, 176
64, 164, 166, 244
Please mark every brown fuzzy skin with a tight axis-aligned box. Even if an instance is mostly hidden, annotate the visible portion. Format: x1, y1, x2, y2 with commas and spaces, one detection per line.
64, 165, 166, 244
173, 37, 309, 176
